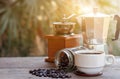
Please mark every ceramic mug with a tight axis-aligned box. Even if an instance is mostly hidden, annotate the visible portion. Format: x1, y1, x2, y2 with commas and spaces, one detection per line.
74, 50, 115, 75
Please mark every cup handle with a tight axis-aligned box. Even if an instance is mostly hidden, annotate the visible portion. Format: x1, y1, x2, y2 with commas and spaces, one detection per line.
105, 55, 115, 65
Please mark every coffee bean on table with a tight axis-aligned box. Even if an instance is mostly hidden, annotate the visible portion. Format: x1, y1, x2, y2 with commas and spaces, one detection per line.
29, 68, 71, 78
29, 70, 33, 74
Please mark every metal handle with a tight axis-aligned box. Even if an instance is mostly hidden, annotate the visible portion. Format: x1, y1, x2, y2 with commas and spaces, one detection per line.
112, 15, 120, 41
62, 14, 76, 22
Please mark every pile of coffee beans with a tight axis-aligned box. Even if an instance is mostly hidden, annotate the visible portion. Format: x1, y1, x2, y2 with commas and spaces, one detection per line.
29, 68, 71, 78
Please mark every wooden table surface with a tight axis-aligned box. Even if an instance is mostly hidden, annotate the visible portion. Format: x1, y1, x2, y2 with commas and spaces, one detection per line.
0, 56, 120, 79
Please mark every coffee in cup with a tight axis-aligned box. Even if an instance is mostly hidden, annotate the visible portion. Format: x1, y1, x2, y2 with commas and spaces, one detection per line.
74, 50, 115, 75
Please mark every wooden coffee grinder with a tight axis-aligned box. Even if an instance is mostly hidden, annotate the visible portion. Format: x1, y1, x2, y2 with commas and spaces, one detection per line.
45, 14, 82, 63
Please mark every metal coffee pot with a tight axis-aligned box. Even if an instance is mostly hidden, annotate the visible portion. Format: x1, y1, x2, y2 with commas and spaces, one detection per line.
77, 8, 110, 44
76, 8, 111, 53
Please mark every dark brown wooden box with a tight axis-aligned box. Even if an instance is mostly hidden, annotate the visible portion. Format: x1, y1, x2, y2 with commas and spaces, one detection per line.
45, 34, 81, 62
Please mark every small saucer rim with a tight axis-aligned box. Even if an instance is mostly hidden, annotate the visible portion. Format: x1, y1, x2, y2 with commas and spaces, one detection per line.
74, 70, 103, 77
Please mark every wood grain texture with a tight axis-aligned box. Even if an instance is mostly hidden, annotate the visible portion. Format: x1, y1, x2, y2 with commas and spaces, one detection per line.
0, 57, 120, 79
45, 34, 81, 62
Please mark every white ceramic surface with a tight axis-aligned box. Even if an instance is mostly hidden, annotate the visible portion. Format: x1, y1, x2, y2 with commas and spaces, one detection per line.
74, 50, 115, 74
77, 66, 103, 75
75, 50, 105, 67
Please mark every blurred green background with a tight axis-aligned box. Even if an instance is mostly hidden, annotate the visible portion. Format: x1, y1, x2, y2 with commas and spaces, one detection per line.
0, 0, 120, 57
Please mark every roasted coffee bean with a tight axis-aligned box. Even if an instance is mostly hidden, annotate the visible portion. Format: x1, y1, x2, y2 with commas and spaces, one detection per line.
38, 73, 43, 77
31, 71, 36, 75
29, 70, 33, 74
35, 72, 40, 76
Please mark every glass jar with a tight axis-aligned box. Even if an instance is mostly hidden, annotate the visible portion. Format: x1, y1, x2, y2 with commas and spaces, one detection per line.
55, 46, 88, 72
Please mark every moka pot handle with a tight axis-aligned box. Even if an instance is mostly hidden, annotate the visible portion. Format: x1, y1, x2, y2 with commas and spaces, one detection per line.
112, 15, 120, 41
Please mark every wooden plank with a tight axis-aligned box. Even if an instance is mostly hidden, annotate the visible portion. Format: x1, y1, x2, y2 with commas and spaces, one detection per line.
0, 57, 120, 79
0, 57, 55, 68
0, 68, 120, 79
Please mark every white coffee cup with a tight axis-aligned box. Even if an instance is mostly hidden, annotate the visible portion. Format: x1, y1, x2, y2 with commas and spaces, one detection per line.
74, 50, 115, 75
